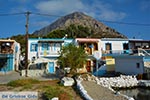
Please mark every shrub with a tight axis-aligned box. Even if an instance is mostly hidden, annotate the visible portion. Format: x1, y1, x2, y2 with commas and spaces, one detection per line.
43, 86, 71, 100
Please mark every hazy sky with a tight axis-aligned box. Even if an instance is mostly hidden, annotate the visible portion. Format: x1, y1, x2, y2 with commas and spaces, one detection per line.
0, 0, 149, 40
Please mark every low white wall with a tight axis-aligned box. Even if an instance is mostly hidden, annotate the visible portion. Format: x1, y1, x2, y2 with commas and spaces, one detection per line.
76, 80, 93, 100
21, 70, 46, 77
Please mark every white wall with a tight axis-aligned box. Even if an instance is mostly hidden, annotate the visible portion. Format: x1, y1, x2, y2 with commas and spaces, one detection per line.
115, 56, 144, 75
101, 39, 128, 51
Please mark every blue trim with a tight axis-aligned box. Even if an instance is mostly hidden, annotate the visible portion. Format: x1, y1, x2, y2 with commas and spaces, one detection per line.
0, 54, 14, 72
28, 38, 73, 41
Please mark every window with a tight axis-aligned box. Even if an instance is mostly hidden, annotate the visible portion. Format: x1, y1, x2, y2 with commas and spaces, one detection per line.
56, 43, 61, 51
136, 63, 140, 68
42, 43, 49, 51
30, 43, 38, 52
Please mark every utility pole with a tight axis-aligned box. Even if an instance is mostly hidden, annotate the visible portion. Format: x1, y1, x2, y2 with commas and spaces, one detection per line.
25, 11, 30, 77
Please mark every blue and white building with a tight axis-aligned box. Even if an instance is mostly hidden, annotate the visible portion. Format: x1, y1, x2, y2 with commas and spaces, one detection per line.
27, 37, 150, 76
28, 38, 73, 73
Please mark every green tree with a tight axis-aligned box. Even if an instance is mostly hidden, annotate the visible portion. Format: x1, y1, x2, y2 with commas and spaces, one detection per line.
57, 43, 87, 75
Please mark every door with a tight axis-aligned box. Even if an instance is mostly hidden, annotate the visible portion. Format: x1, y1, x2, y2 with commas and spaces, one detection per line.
48, 62, 54, 73
105, 43, 112, 54
86, 61, 91, 72
123, 43, 129, 54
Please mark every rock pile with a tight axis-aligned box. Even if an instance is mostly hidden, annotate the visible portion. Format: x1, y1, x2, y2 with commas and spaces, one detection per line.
97, 75, 138, 89
78, 74, 138, 89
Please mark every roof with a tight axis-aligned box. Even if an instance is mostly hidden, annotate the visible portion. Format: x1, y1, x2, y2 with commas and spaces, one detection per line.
0, 39, 15, 43
129, 39, 150, 43
113, 55, 144, 59
76, 38, 99, 43
34, 57, 51, 63
38, 40, 64, 43
101, 38, 128, 41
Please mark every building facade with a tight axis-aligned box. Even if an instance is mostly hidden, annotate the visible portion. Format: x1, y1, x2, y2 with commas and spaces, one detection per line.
28, 38, 73, 73
114, 56, 144, 75
0, 39, 20, 73
73, 38, 102, 73
101, 38, 129, 55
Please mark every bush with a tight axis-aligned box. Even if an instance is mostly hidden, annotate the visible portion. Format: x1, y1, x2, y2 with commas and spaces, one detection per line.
43, 86, 71, 100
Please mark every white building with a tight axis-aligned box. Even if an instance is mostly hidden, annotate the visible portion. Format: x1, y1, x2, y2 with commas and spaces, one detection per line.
114, 55, 144, 75
101, 38, 129, 55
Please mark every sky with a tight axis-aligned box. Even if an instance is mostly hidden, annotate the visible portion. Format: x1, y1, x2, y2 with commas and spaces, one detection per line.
0, 0, 150, 40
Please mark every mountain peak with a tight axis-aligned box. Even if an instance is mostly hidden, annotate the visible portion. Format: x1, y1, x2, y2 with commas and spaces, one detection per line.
33, 12, 127, 38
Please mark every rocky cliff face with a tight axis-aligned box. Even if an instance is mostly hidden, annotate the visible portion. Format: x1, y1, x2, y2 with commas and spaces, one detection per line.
33, 12, 127, 38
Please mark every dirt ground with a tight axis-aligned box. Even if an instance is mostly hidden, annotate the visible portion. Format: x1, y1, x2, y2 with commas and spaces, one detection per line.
0, 80, 83, 100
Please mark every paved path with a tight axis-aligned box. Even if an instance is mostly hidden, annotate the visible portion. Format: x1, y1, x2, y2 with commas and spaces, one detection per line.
82, 81, 128, 100
0, 71, 59, 84
0, 71, 23, 84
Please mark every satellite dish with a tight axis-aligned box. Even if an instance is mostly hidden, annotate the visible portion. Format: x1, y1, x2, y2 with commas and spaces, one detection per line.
6, 43, 10, 46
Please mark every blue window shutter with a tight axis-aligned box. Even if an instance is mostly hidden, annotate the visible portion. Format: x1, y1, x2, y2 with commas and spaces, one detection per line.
42, 43, 44, 50
47, 43, 49, 50
30, 43, 38, 52
35, 44, 38, 51
54, 43, 56, 51
30, 43, 32, 51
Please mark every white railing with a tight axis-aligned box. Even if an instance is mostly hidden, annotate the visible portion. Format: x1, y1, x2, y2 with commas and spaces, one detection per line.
39, 51, 59, 56
138, 48, 150, 56
102, 50, 131, 55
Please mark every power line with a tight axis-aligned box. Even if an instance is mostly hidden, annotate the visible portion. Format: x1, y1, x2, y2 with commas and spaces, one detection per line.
100, 20, 150, 26
0, 12, 150, 26
32, 12, 63, 17
0, 12, 26, 16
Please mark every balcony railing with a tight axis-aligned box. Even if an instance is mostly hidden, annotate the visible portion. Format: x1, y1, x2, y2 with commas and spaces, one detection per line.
0, 49, 14, 54
138, 48, 150, 56
102, 50, 131, 56
39, 51, 59, 56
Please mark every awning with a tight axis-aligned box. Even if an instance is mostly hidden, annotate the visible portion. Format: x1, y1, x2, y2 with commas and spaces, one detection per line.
34, 58, 51, 63
76, 38, 99, 43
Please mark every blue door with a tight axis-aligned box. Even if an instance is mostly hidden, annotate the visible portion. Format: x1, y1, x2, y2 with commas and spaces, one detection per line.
48, 62, 54, 73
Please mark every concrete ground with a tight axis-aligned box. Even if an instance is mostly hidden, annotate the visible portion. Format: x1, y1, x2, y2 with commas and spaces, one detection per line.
0, 71, 23, 84
82, 81, 128, 100
0, 71, 59, 84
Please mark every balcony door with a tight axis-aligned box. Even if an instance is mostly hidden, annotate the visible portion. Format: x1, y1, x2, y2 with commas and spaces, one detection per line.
105, 43, 112, 54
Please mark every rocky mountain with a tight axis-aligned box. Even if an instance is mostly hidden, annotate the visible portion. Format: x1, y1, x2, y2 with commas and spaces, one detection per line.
33, 12, 127, 38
